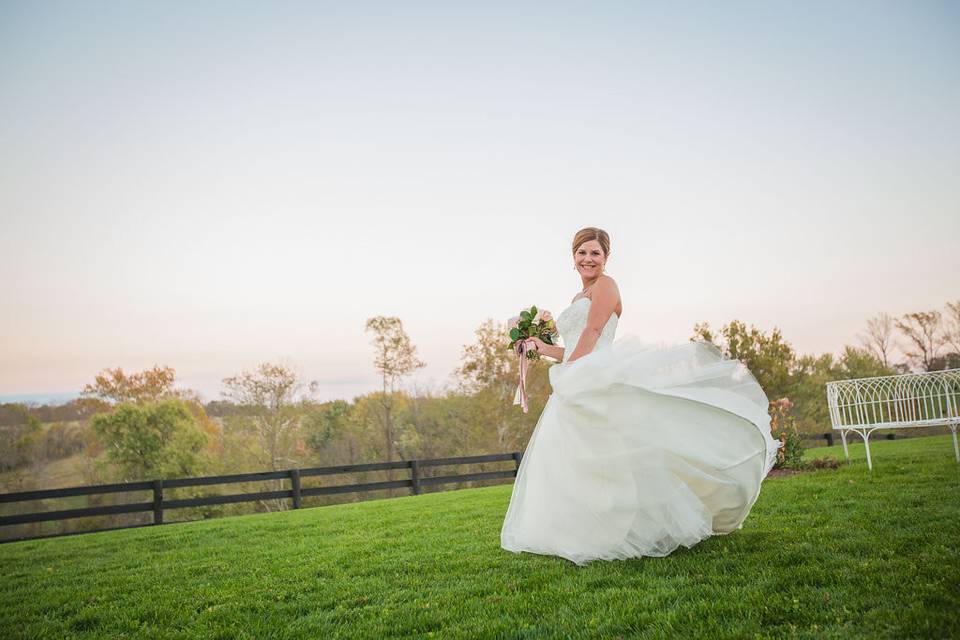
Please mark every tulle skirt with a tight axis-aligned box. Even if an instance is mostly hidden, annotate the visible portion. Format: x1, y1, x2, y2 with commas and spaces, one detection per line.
500, 337, 781, 566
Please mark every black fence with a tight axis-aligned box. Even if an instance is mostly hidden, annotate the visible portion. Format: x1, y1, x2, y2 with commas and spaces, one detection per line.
803, 432, 836, 446
0, 452, 523, 544
801, 431, 908, 447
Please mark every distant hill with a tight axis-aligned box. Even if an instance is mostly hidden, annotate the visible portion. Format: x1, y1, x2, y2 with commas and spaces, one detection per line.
0, 392, 81, 406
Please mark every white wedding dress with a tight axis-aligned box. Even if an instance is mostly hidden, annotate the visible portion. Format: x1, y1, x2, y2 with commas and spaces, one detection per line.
500, 296, 782, 566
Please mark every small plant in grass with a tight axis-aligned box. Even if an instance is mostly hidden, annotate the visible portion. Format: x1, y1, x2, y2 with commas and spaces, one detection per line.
801, 456, 841, 471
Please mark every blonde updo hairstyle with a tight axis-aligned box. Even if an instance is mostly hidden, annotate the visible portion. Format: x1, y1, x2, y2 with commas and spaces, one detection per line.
571, 227, 611, 261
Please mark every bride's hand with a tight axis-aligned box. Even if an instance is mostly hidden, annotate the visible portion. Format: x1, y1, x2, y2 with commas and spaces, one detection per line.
526, 337, 548, 353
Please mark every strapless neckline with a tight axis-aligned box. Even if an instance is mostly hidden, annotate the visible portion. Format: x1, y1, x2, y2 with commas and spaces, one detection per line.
567, 296, 621, 320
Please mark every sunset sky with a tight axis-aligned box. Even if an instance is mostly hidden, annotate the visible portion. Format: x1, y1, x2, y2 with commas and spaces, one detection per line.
1, 1, 958, 403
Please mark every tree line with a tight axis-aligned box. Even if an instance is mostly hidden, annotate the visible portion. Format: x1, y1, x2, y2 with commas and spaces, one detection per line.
2, 302, 957, 505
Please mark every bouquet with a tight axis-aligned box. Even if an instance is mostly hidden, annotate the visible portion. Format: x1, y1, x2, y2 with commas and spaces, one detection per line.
507, 305, 559, 413
507, 305, 559, 359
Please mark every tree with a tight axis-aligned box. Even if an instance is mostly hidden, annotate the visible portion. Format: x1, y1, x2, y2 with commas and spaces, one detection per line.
835, 345, 894, 380
304, 400, 353, 455
789, 346, 892, 433
789, 353, 836, 433
364, 317, 425, 468
81, 365, 179, 404
365, 317, 426, 394
692, 319, 795, 400
453, 317, 537, 450
944, 301, 960, 359
0, 405, 42, 472
89, 400, 208, 481
859, 312, 896, 368
454, 318, 520, 451
221, 363, 314, 470
895, 311, 945, 371
455, 318, 515, 394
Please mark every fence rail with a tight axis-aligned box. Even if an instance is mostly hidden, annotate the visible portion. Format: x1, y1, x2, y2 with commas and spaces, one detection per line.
0, 451, 523, 543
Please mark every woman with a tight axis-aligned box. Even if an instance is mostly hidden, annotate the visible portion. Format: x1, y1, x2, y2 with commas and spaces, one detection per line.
500, 227, 781, 566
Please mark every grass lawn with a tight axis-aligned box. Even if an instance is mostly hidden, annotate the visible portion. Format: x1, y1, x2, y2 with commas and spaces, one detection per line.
1, 435, 958, 639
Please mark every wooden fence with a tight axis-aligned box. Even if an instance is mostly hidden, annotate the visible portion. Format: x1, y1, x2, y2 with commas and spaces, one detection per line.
0, 452, 523, 543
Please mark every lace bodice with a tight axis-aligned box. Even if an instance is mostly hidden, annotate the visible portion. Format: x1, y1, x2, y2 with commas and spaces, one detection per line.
555, 297, 619, 363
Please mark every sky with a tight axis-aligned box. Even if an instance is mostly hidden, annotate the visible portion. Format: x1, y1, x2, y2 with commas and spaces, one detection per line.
1, 1, 958, 404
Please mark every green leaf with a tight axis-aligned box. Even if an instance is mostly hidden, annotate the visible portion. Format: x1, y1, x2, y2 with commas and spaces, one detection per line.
509, 328, 521, 340
520, 310, 531, 322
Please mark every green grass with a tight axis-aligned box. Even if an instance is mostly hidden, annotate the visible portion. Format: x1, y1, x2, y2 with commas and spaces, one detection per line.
1, 435, 958, 639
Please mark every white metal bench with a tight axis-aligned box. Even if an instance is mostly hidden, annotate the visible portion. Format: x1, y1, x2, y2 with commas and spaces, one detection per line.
825, 368, 960, 470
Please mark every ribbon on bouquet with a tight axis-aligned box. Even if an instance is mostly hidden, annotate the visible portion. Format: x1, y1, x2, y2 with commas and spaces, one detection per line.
513, 339, 536, 413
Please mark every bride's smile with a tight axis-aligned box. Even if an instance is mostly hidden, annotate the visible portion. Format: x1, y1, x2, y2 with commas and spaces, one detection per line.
575, 241, 606, 286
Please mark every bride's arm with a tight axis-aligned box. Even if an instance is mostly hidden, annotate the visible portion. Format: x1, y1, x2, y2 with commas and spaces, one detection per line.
536, 342, 564, 361
566, 277, 619, 364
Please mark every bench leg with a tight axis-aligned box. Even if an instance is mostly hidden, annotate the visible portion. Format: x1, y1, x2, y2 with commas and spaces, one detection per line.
840, 430, 850, 462
951, 426, 959, 464
855, 429, 874, 471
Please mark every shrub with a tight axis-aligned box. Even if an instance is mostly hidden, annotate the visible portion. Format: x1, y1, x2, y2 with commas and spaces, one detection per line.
769, 397, 805, 470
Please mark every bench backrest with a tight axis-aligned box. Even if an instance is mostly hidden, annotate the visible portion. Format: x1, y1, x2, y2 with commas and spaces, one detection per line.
826, 368, 960, 430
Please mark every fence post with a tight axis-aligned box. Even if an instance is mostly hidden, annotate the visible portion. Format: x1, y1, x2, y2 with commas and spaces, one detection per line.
291, 468, 302, 509
410, 459, 421, 496
512, 451, 523, 476
825, 432, 834, 447
152, 479, 163, 525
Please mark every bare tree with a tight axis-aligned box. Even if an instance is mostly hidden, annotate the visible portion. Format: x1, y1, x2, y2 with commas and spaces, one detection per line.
894, 311, 945, 372
858, 312, 896, 367
365, 317, 425, 491
945, 301, 960, 356
221, 362, 317, 511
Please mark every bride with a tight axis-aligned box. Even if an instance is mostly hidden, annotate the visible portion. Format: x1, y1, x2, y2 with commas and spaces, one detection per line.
500, 227, 782, 566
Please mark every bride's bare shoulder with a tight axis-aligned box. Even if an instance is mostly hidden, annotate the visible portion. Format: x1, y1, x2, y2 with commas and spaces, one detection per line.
597, 274, 620, 292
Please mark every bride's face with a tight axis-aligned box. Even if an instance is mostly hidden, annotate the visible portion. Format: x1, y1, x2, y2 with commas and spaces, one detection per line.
574, 240, 606, 279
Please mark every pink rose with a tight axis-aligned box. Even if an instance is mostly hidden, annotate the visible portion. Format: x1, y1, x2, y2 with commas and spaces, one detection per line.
533, 309, 553, 323
507, 315, 521, 329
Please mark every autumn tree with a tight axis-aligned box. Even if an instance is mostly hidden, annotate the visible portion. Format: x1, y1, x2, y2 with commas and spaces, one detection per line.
366, 317, 426, 394
453, 318, 539, 450
458, 315, 557, 451
82, 365, 219, 466
364, 316, 425, 494
365, 316, 425, 459
456, 318, 515, 395
859, 312, 897, 368
895, 311, 945, 371
81, 365, 179, 404
221, 362, 315, 476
